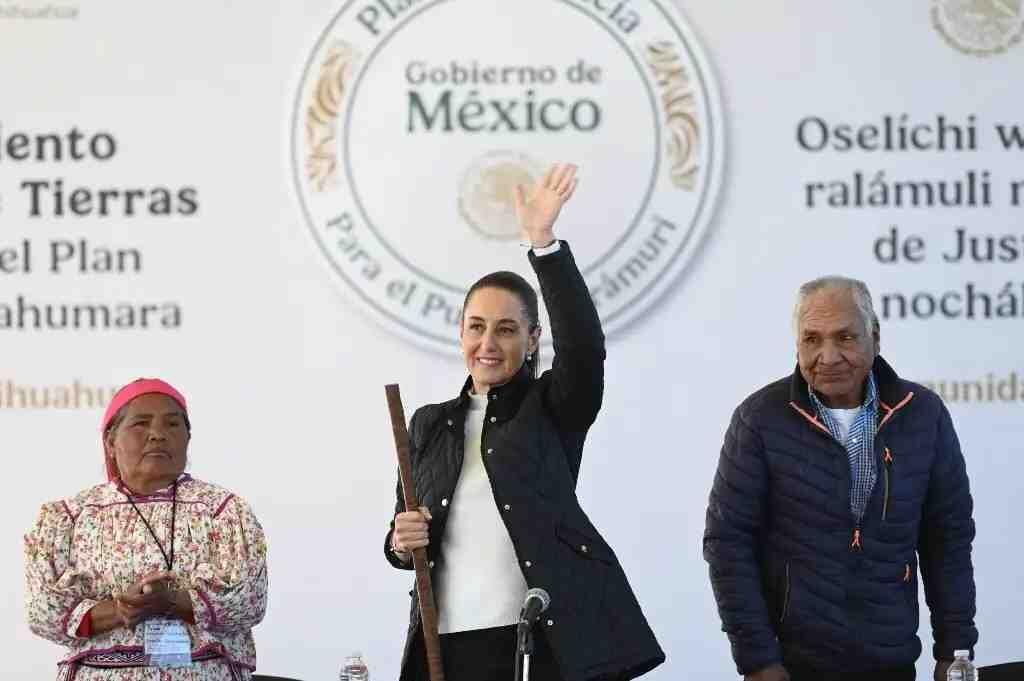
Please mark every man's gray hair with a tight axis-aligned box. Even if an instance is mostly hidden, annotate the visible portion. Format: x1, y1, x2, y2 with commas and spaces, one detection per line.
792, 275, 878, 338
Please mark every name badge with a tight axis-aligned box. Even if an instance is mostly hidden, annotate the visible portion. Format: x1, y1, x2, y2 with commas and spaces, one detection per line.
144, 617, 192, 668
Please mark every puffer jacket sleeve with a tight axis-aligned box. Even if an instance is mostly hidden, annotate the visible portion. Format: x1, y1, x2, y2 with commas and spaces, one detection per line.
703, 404, 781, 675
919, 401, 978, 661
529, 242, 605, 482
530, 243, 605, 431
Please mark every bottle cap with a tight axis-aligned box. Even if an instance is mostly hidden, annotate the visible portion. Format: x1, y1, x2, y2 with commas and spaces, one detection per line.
954, 649, 970, 658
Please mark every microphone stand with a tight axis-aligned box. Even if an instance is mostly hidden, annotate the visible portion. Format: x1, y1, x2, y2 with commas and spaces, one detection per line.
513, 619, 534, 681
514, 589, 549, 681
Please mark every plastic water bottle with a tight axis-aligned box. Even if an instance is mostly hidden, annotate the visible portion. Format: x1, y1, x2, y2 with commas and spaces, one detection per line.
947, 650, 977, 681
339, 652, 369, 681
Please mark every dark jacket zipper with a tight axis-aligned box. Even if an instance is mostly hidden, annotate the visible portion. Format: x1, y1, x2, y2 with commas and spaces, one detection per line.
792, 402, 903, 553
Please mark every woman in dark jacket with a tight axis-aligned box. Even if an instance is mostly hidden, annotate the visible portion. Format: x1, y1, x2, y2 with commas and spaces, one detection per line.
385, 163, 664, 681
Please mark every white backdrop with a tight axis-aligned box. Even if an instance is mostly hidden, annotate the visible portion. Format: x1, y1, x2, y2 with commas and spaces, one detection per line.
2, 1, 1022, 679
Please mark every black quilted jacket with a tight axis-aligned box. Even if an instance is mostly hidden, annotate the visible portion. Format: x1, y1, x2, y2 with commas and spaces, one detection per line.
704, 356, 977, 675
385, 242, 664, 681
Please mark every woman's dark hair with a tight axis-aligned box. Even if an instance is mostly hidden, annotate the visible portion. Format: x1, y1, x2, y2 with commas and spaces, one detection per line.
463, 271, 541, 378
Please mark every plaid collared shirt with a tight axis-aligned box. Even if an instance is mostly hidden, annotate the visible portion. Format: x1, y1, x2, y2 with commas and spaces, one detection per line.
809, 371, 879, 521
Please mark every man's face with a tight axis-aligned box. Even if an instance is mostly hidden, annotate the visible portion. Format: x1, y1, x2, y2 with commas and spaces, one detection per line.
797, 288, 877, 409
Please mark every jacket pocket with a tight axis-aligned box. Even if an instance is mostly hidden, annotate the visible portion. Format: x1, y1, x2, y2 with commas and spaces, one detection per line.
555, 524, 614, 564
779, 562, 792, 625
902, 561, 918, 611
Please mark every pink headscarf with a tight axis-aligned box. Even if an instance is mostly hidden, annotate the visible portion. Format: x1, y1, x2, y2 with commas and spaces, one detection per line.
101, 378, 189, 481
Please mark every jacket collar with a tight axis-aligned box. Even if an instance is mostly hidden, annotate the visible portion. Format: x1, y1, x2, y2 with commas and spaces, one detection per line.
442, 363, 533, 424
789, 355, 912, 419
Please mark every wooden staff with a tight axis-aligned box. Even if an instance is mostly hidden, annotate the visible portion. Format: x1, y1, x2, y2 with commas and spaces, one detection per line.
385, 384, 445, 681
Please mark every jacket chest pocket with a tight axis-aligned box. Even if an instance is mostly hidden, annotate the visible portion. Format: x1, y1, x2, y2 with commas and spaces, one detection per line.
877, 449, 928, 526
880, 447, 894, 522
555, 524, 613, 564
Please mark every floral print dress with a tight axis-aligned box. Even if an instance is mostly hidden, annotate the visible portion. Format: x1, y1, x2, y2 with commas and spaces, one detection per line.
25, 475, 268, 680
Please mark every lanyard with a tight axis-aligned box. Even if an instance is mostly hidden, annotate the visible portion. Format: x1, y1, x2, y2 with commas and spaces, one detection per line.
124, 479, 178, 571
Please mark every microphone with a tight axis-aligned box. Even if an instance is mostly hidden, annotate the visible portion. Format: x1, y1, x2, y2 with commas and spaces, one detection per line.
518, 587, 551, 627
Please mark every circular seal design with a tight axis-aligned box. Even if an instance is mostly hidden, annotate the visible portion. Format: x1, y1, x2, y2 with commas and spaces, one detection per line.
291, 0, 725, 354
933, 0, 1024, 56
458, 150, 543, 241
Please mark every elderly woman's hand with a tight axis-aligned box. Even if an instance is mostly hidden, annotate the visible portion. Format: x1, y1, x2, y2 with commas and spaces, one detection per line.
514, 162, 578, 248
392, 506, 433, 562
114, 571, 180, 628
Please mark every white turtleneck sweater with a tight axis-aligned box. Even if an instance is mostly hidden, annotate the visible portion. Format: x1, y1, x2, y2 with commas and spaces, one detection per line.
435, 394, 529, 633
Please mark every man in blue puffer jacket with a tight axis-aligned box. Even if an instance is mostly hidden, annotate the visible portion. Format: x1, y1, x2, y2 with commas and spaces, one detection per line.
704, 276, 977, 681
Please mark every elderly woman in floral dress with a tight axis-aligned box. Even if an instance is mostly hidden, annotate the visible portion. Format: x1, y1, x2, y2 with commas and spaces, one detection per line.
25, 378, 268, 680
